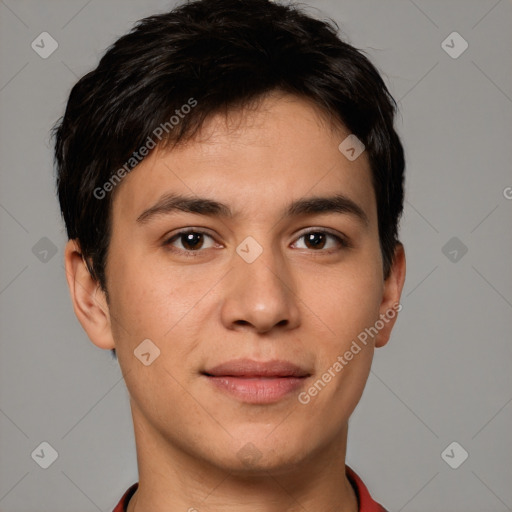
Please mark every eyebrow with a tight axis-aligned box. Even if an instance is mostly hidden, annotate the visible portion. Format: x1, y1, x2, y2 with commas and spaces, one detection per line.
136, 192, 368, 226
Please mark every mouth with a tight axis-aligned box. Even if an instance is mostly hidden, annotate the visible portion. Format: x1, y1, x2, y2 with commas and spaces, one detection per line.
202, 359, 311, 404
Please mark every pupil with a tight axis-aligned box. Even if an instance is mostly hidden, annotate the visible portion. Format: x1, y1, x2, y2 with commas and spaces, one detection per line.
183, 233, 203, 250
306, 233, 325, 249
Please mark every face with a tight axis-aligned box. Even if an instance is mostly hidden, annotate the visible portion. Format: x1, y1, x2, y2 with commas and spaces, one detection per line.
68, 91, 405, 475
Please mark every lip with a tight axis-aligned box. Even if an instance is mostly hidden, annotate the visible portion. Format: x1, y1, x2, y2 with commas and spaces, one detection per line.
203, 359, 310, 404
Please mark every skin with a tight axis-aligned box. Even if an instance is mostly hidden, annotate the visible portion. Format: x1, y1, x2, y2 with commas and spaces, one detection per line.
65, 91, 405, 512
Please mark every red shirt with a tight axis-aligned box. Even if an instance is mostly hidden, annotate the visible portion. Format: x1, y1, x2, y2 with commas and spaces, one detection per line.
112, 465, 388, 511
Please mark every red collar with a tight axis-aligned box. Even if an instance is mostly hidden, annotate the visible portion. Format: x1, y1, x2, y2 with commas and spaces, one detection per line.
113, 466, 387, 512
346, 465, 388, 512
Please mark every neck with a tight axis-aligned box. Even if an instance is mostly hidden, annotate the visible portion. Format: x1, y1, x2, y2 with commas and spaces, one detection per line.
126, 402, 358, 512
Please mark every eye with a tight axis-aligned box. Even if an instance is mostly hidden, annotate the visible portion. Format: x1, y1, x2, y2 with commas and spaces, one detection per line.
163, 228, 350, 256
292, 229, 349, 252
164, 230, 217, 254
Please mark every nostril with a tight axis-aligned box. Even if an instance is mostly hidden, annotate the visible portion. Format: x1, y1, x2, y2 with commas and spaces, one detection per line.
234, 320, 251, 326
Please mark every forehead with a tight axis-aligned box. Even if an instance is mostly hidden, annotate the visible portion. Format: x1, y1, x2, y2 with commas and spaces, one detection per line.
111, 92, 376, 225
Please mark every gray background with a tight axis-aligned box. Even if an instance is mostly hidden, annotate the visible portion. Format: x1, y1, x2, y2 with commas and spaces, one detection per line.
0, 0, 511, 511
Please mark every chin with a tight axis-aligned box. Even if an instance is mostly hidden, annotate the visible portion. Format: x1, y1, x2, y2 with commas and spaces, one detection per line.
211, 433, 312, 476
227, 452, 307, 477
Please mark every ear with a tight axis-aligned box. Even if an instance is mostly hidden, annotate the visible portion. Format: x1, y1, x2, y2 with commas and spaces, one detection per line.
374, 243, 406, 348
64, 239, 115, 350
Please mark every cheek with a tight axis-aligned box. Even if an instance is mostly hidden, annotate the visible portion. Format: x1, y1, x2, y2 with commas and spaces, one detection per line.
106, 249, 225, 373
106, 250, 193, 339
302, 261, 383, 414
297, 269, 380, 428
304, 263, 383, 349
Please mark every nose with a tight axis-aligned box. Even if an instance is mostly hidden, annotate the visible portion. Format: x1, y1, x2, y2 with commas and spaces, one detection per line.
220, 240, 301, 334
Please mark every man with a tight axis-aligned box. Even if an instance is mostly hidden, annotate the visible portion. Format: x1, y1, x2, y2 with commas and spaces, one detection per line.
54, 0, 406, 510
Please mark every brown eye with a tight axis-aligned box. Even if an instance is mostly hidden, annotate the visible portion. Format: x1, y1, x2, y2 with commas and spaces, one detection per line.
293, 230, 349, 251
165, 230, 216, 252
179, 232, 205, 250
303, 232, 327, 249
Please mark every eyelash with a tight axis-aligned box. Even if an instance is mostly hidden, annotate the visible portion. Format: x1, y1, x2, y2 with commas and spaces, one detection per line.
163, 228, 350, 257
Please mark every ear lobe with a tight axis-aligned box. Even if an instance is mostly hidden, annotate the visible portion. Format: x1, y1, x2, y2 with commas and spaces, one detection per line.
64, 239, 116, 350
374, 243, 406, 348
